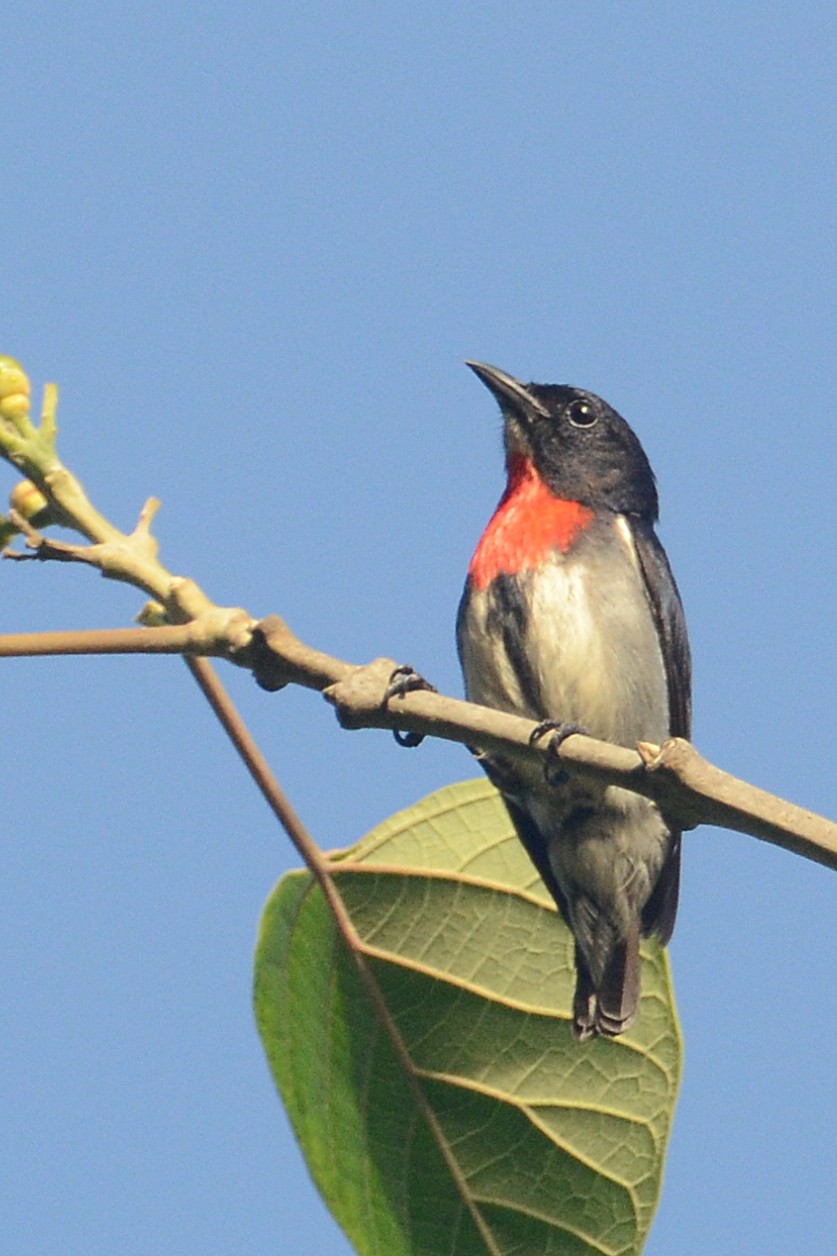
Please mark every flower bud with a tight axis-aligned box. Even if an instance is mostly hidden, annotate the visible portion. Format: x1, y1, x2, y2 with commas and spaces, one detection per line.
9, 479, 51, 523
9, 479, 58, 530
0, 357, 31, 423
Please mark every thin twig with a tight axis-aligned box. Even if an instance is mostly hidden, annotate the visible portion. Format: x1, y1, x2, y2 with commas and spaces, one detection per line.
183, 655, 333, 886
185, 653, 502, 1250
0, 626, 197, 657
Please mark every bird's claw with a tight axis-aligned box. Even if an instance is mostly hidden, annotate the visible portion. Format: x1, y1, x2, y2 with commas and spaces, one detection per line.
385, 664, 437, 748
529, 719, 588, 786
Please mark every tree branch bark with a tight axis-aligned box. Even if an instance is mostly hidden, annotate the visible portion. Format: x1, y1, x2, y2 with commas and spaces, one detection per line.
251, 617, 837, 870
1, 614, 835, 871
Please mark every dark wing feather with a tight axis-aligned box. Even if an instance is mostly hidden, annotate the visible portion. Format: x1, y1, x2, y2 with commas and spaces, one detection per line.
630, 518, 692, 943
500, 792, 572, 920
631, 519, 691, 739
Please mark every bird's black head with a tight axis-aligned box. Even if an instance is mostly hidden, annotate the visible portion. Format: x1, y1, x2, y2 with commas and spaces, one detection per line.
466, 360, 659, 521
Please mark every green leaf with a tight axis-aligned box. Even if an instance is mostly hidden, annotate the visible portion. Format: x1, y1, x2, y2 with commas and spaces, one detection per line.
254, 779, 681, 1256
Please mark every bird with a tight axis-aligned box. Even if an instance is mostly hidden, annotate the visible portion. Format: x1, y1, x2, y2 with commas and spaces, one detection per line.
456, 361, 691, 1040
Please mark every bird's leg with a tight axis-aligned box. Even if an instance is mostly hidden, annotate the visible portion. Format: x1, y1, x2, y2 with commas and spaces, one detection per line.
529, 720, 589, 786
385, 664, 437, 748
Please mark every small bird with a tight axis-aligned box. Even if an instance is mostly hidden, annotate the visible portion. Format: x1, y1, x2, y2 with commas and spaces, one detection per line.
457, 362, 691, 1040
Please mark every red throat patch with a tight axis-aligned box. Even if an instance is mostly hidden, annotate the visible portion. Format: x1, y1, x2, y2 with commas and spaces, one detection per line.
468, 454, 595, 590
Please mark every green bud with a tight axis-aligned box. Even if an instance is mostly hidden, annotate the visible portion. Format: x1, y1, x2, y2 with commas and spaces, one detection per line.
0, 357, 31, 422
9, 479, 53, 525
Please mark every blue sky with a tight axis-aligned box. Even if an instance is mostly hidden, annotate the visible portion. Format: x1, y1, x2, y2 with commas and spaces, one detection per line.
2, 5, 836, 1253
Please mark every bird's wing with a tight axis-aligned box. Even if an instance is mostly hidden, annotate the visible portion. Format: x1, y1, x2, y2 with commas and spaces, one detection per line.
631, 517, 692, 942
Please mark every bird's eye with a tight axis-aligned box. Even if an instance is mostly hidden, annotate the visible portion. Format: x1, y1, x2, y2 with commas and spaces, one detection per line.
566, 399, 598, 428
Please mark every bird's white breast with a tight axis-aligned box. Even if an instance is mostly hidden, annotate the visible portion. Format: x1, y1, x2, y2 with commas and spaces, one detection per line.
460, 515, 669, 748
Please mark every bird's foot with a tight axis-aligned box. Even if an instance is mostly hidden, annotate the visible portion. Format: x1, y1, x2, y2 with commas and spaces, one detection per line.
529, 720, 588, 786
385, 664, 437, 748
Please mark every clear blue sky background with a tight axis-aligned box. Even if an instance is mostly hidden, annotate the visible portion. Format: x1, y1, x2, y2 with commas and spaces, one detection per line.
2, 5, 835, 1254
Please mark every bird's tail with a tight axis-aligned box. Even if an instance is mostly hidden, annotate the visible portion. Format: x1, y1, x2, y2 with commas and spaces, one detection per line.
572, 924, 641, 1041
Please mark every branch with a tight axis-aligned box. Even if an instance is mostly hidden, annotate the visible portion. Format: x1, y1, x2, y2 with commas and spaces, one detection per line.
249, 619, 837, 871
1, 359, 835, 872
1, 614, 835, 871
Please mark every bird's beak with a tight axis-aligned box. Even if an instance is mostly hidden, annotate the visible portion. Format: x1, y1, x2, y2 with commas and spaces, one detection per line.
465, 360, 549, 419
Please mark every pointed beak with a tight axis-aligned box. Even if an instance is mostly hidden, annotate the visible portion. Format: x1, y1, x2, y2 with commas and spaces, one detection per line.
465, 360, 550, 419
